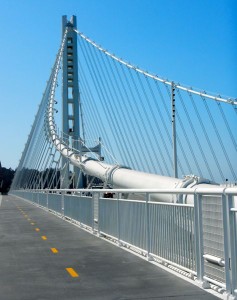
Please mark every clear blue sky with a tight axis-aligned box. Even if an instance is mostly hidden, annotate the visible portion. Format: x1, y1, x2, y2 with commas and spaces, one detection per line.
0, 0, 236, 169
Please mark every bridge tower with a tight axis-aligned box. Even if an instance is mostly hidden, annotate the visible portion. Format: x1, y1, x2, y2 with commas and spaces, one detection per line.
61, 15, 82, 188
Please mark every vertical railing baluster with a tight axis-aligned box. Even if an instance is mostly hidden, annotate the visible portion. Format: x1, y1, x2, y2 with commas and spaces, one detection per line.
46, 189, 49, 209
228, 195, 237, 297
62, 191, 65, 216
97, 192, 100, 237
117, 192, 121, 246
145, 193, 152, 260
222, 193, 232, 296
194, 193, 208, 287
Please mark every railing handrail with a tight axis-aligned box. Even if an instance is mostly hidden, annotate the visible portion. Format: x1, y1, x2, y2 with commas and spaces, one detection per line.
11, 188, 237, 297
16, 187, 237, 195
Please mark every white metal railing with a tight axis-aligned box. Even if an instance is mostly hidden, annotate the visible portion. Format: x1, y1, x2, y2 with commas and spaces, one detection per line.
11, 187, 237, 298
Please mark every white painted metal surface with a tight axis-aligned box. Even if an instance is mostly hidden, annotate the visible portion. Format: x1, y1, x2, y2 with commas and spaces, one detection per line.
11, 187, 237, 299
47, 33, 220, 202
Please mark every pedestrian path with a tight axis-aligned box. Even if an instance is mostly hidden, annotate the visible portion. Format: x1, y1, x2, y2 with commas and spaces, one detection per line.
0, 195, 220, 300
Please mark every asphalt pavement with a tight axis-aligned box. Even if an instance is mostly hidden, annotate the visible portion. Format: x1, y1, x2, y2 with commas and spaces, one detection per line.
0, 195, 220, 300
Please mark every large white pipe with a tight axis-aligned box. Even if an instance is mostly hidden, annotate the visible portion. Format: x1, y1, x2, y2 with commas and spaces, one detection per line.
46, 32, 220, 203
49, 124, 220, 203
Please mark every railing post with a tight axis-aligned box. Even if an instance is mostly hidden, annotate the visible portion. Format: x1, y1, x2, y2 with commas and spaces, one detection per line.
46, 190, 49, 209
92, 191, 94, 232
145, 193, 152, 261
222, 193, 234, 298
62, 191, 65, 216
92, 191, 99, 234
194, 193, 209, 288
98, 192, 101, 237
228, 195, 237, 298
117, 192, 121, 246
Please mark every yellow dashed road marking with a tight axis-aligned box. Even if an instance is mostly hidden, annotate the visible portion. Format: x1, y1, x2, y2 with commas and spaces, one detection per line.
41, 236, 47, 240
35, 228, 40, 232
51, 248, 58, 254
31, 222, 35, 225
66, 268, 79, 278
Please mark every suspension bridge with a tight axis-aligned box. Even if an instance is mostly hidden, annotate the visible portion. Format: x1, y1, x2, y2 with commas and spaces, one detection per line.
2, 15, 237, 299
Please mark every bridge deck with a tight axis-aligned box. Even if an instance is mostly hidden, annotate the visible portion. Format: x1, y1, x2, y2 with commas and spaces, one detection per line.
0, 195, 219, 300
